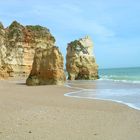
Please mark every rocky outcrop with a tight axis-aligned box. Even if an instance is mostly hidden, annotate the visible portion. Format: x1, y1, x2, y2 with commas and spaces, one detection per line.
0, 21, 55, 79
66, 36, 98, 80
26, 46, 66, 85
0, 22, 8, 79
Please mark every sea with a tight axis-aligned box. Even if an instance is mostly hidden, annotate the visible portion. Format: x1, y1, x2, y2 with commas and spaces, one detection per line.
65, 67, 140, 110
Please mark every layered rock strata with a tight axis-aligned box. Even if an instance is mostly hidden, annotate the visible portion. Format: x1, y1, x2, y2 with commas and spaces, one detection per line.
0, 21, 55, 79
26, 46, 66, 85
66, 36, 98, 80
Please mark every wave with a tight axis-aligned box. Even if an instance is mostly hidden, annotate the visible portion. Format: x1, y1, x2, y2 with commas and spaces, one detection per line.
99, 75, 140, 84
99, 67, 140, 84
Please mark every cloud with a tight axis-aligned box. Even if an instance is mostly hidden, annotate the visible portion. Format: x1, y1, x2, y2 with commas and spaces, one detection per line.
30, 2, 115, 40
0, 0, 115, 40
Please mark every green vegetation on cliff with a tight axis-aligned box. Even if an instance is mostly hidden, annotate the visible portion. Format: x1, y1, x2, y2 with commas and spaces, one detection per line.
0, 22, 4, 29
68, 40, 88, 54
26, 25, 49, 32
9, 21, 23, 30
26, 25, 55, 42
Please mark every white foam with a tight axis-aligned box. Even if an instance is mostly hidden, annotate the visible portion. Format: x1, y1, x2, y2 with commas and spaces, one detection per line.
64, 84, 140, 111
98, 78, 140, 84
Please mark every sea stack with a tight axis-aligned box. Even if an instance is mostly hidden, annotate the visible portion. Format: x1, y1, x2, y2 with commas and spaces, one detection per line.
66, 36, 98, 80
0, 21, 55, 79
26, 46, 66, 85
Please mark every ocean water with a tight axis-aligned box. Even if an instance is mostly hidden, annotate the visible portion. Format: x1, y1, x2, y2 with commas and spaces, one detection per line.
65, 67, 140, 110
99, 67, 140, 83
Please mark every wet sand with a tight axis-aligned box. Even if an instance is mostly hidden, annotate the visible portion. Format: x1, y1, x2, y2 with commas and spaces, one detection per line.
0, 79, 140, 140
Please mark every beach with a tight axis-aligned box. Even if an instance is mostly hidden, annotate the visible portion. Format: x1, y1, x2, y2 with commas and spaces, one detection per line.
0, 79, 140, 140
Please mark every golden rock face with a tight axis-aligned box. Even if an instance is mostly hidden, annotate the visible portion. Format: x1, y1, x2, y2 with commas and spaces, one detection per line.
0, 21, 55, 79
26, 46, 66, 86
66, 36, 99, 80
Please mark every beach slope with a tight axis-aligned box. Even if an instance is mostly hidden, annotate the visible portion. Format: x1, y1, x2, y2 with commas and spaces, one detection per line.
0, 80, 140, 140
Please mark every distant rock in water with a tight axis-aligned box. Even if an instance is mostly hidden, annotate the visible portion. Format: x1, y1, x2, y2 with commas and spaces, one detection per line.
66, 36, 98, 80
26, 46, 66, 85
0, 21, 55, 79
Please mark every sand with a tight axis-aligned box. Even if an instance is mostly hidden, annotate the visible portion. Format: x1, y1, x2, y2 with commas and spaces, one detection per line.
0, 79, 140, 140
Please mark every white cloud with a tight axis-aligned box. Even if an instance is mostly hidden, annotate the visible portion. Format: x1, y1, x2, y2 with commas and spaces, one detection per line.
30, 3, 115, 40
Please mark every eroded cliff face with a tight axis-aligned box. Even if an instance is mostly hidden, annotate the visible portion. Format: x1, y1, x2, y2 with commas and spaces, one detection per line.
26, 46, 66, 85
66, 36, 98, 80
0, 22, 9, 79
0, 21, 55, 79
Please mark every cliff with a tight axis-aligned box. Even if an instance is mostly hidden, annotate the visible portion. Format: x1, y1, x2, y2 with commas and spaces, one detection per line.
66, 36, 98, 80
0, 21, 55, 79
26, 46, 66, 85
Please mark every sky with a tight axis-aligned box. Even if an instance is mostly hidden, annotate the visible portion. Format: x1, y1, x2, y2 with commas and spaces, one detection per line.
0, 0, 140, 68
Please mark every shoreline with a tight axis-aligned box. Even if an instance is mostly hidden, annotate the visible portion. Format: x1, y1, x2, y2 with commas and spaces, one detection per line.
65, 92, 140, 111
64, 87, 140, 111
0, 79, 140, 139
65, 79, 140, 111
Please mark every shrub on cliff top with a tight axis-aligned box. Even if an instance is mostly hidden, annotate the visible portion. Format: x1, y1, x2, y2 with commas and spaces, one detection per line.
26, 25, 50, 32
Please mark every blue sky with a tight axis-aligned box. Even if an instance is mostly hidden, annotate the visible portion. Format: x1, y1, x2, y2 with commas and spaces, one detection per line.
0, 0, 140, 68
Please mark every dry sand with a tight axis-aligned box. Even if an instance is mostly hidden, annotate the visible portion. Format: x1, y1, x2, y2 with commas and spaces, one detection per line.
0, 79, 140, 140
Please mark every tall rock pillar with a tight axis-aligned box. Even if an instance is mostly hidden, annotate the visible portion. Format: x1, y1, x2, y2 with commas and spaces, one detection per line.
66, 36, 98, 80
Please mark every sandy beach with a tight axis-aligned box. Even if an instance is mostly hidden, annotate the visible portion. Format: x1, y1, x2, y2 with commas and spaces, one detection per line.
0, 79, 140, 140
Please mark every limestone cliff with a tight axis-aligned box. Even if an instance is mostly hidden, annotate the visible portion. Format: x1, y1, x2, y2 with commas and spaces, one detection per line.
0, 21, 55, 79
26, 46, 66, 85
66, 36, 98, 80
0, 22, 9, 79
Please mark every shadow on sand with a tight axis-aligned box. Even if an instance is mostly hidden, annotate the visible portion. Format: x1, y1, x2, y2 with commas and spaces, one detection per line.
16, 82, 26, 85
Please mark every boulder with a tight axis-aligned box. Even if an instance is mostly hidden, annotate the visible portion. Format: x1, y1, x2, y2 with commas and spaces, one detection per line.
26, 46, 66, 85
66, 36, 98, 80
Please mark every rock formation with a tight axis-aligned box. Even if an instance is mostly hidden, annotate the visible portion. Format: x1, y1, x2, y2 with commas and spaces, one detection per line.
66, 36, 98, 80
0, 21, 55, 79
26, 46, 66, 85
0, 22, 9, 79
